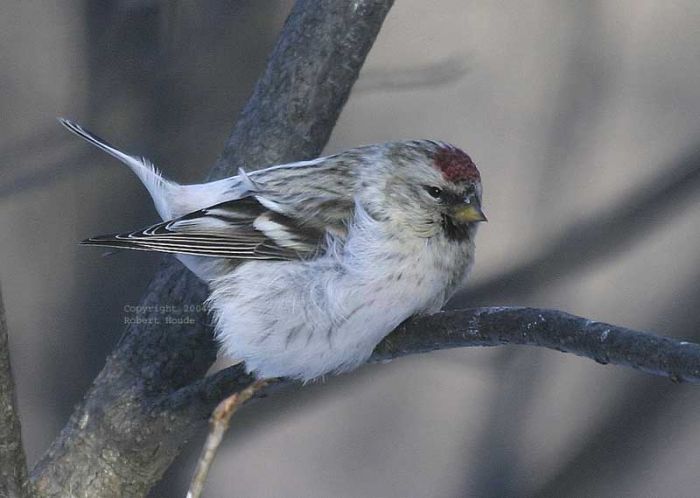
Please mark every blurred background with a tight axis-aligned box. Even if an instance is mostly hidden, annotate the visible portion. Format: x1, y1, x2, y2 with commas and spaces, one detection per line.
2, 1, 700, 497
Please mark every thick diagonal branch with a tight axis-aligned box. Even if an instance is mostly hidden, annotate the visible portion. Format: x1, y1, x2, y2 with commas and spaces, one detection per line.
0, 284, 33, 498
30, 2, 394, 497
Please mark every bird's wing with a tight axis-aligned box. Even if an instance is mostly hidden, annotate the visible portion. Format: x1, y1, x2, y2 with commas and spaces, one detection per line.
82, 196, 331, 261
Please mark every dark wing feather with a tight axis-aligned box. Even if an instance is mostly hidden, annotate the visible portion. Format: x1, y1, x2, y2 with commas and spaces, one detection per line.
82, 196, 326, 261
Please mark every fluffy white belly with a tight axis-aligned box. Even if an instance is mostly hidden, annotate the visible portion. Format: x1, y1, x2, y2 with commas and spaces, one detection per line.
207, 233, 471, 381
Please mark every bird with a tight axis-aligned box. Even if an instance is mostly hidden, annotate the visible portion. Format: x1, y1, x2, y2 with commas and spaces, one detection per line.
60, 119, 486, 381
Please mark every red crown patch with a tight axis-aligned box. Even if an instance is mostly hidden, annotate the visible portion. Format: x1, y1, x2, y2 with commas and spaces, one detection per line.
434, 146, 480, 182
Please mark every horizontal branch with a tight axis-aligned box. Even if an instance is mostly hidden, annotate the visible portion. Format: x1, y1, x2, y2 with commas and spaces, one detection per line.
371, 307, 700, 383
163, 306, 699, 420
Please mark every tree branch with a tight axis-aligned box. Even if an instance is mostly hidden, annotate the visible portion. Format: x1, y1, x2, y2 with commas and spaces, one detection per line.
31, 1, 394, 497
186, 380, 269, 498
0, 284, 33, 498
353, 56, 470, 93
165, 306, 700, 424
372, 308, 700, 383
210, 0, 395, 180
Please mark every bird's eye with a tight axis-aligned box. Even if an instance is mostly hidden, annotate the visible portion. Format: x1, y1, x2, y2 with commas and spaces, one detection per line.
426, 186, 443, 199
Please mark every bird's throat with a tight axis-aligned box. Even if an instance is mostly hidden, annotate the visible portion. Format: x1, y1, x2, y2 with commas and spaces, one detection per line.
441, 214, 474, 242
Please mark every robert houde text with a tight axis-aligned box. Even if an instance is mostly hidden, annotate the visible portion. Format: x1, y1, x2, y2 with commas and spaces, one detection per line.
122, 303, 206, 325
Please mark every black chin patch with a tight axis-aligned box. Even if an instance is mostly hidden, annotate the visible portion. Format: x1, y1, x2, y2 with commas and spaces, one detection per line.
441, 214, 472, 241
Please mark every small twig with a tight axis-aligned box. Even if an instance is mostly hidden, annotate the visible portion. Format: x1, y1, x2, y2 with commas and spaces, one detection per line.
186, 379, 270, 498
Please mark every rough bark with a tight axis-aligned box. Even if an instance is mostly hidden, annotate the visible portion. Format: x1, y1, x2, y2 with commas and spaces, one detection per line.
372, 307, 700, 382
210, 0, 394, 180
30, 1, 395, 497
0, 284, 33, 498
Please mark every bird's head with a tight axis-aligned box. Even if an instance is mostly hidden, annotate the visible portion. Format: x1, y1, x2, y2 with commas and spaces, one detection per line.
360, 140, 485, 240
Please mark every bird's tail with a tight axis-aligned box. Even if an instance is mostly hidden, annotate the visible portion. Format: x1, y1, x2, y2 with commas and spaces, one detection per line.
59, 118, 181, 220
59, 118, 244, 220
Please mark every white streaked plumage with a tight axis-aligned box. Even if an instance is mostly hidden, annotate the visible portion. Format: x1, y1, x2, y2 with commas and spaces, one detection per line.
61, 119, 485, 380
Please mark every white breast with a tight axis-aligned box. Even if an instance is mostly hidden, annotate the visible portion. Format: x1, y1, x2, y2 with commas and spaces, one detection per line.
207, 211, 473, 381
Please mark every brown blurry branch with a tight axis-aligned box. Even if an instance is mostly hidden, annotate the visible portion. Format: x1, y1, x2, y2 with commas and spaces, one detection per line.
529, 275, 700, 498
0, 284, 33, 498
353, 56, 470, 93
461, 144, 700, 303
30, 1, 395, 497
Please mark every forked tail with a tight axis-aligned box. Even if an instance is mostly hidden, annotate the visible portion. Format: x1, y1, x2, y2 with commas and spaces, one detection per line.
59, 118, 176, 220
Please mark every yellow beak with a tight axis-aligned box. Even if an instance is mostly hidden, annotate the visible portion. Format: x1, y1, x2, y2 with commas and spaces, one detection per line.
452, 203, 487, 223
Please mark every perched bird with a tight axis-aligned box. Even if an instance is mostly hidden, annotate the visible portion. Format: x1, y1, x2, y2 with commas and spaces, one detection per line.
60, 119, 486, 381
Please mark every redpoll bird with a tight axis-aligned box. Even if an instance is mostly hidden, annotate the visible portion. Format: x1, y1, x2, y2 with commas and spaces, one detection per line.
60, 119, 486, 381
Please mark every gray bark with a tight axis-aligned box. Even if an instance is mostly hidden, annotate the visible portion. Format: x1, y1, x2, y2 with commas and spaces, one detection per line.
165, 306, 700, 421
210, 0, 394, 180
30, 1, 395, 497
372, 307, 700, 383
0, 284, 33, 498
